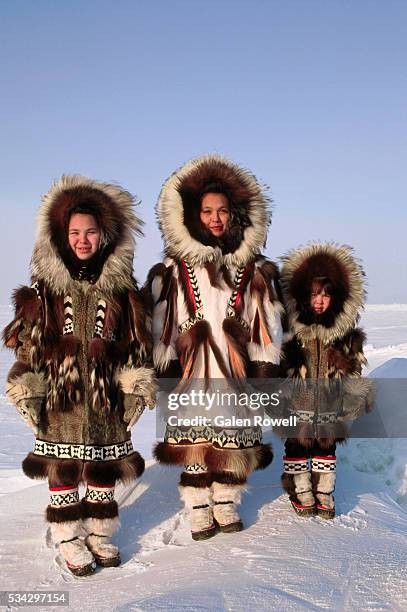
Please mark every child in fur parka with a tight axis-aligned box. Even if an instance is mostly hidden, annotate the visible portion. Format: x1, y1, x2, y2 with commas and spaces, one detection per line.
279, 243, 371, 519
3, 176, 155, 576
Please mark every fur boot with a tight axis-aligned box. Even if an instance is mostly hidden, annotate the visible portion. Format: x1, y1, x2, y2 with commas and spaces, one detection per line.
179, 486, 216, 541
50, 520, 96, 577
311, 456, 336, 519
82, 484, 121, 566
282, 457, 315, 516
212, 481, 244, 533
84, 517, 120, 567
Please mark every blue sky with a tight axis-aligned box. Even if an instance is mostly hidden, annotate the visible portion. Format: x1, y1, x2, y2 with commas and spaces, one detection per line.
1, 0, 406, 303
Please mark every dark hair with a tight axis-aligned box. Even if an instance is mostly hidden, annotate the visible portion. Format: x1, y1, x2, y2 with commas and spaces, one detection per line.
200, 182, 231, 204
69, 201, 100, 224
310, 276, 333, 297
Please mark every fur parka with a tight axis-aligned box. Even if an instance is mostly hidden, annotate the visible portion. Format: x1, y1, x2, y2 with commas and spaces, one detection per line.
3, 176, 155, 485
279, 242, 373, 447
148, 155, 284, 480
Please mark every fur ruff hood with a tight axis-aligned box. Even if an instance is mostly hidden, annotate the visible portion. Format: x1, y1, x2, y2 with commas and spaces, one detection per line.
31, 175, 142, 295
280, 243, 366, 344
157, 154, 271, 267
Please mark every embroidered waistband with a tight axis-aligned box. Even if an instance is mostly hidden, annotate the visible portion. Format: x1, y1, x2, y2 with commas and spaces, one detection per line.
33, 439, 134, 461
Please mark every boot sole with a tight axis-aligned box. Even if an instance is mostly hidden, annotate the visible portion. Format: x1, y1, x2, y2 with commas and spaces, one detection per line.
66, 561, 96, 577
218, 521, 243, 533
191, 525, 217, 541
94, 554, 121, 568
290, 501, 316, 517
316, 508, 335, 520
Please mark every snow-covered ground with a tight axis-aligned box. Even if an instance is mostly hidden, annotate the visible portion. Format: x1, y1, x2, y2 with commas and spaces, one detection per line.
0, 305, 406, 611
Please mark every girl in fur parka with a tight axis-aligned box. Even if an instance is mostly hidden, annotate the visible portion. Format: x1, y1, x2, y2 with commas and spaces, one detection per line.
3, 176, 155, 575
279, 243, 371, 519
147, 154, 283, 540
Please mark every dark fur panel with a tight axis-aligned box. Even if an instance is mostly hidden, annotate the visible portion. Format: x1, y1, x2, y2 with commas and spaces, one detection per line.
153, 441, 210, 466
44, 334, 80, 361
22, 453, 83, 484
247, 361, 281, 379
82, 452, 145, 485
46, 502, 83, 523
179, 471, 213, 488
82, 499, 119, 519
204, 262, 223, 288
222, 317, 250, 377
211, 472, 247, 485
255, 443, 274, 469
157, 359, 182, 379
280, 338, 307, 376
13, 285, 42, 322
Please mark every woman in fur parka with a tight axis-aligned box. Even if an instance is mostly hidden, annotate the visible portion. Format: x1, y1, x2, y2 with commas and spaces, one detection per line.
279, 243, 371, 519
147, 154, 283, 540
3, 176, 155, 575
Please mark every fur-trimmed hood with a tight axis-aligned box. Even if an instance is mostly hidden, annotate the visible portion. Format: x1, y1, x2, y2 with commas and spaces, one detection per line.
31, 175, 142, 295
280, 243, 367, 343
157, 154, 271, 267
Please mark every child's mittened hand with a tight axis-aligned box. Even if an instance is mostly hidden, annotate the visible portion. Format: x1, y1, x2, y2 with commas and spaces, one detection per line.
123, 395, 145, 431
16, 398, 41, 434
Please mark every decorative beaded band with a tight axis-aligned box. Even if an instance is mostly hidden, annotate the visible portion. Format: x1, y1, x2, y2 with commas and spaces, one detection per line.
184, 463, 209, 474
85, 484, 115, 503
283, 457, 310, 473
33, 439, 134, 461
49, 485, 80, 507
311, 456, 336, 473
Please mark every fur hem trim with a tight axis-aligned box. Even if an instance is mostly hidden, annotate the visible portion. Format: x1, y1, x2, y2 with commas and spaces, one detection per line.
31, 175, 142, 295
118, 366, 156, 408
157, 154, 271, 266
211, 472, 247, 485
154, 441, 211, 466
179, 471, 213, 488
280, 242, 366, 343
22, 452, 145, 484
82, 452, 145, 484
46, 502, 83, 523
82, 500, 119, 519
205, 444, 273, 478
22, 453, 82, 484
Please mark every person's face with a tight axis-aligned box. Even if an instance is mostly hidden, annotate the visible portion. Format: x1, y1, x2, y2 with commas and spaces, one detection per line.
200, 193, 230, 237
68, 213, 101, 260
310, 290, 332, 314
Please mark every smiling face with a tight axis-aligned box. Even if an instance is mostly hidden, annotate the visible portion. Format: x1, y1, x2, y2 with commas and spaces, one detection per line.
68, 213, 101, 260
199, 192, 230, 237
